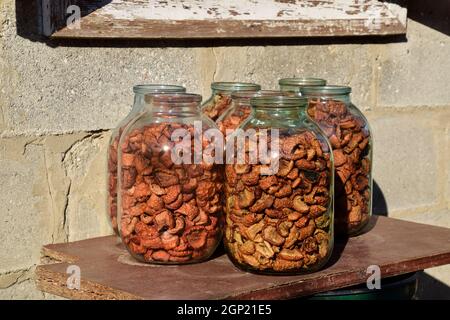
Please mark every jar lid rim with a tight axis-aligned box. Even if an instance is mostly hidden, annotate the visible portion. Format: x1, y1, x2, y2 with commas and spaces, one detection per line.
133, 84, 186, 94
211, 82, 261, 91
300, 85, 352, 95
279, 78, 327, 86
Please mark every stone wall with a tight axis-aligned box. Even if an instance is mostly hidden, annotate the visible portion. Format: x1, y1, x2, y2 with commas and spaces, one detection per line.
0, 0, 449, 299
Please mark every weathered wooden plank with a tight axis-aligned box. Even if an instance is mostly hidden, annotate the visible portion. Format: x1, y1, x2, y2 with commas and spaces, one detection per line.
35, 216, 450, 300
41, 0, 407, 39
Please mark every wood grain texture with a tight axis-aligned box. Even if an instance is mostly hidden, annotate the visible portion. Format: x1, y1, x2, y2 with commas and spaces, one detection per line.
41, 0, 408, 39
35, 216, 450, 300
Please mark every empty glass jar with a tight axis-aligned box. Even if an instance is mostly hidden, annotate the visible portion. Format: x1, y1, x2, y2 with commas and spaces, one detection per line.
118, 93, 224, 264
224, 96, 334, 274
201, 82, 261, 121
300, 86, 373, 236
107, 85, 186, 235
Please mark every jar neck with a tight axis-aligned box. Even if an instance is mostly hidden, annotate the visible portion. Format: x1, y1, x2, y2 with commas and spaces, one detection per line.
143, 94, 202, 119
279, 84, 303, 93
232, 90, 290, 106
211, 89, 233, 96
211, 82, 261, 96
300, 86, 351, 104
253, 106, 306, 122
132, 85, 186, 112
279, 78, 327, 93
149, 105, 200, 119
132, 93, 146, 112
304, 93, 351, 104
233, 98, 251, 108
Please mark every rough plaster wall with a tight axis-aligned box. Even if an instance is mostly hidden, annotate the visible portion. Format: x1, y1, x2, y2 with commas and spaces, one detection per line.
0, 0, 449, 299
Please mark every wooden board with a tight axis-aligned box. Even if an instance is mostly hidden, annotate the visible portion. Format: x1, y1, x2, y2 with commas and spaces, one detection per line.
41, 0, 407, 39
35, 216, 450, 300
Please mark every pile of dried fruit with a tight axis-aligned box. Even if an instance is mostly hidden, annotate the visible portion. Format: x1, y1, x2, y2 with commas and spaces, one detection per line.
202, 94, 233, 122
307, 99, 371, 235
217, 105, 252, 133
119, 123, 223, 263
224, 131, 333, 272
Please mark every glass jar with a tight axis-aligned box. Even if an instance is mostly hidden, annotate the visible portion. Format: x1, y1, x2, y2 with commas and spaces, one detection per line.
279, 78, 327, 94
217, 90, 291, 134
300, 86, 372, 236
107, 85, 186, 235
224, 96, 334, 274
201, 82, 261, 121
118, 93, 224, 264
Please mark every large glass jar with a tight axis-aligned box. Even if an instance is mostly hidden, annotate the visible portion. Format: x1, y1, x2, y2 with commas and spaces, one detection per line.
201, 82, 261, 121
107, 85, 186, 235
279, 78, 327, 94
224, 96, 334, 274
118, 93, 223, 264
217, 90, 291, 134
300, 86, 372, 236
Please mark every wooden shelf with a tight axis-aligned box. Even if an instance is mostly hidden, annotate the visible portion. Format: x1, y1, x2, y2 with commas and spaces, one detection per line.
41, 0, 407, 39
35, 216, 450, 300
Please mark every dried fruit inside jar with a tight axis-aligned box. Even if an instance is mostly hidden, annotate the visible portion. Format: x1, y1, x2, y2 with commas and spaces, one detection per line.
119, 94, 223, 264
217, 90, 292, 134
224, 96, 334, 274
201, 82, 261, 122
107, 85, 186, 235
301, 85, 373, 236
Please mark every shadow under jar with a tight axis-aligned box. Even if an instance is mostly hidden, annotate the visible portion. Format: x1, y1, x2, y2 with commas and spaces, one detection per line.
224, 96, 334, 274
279, 78, 327, 95
201, 82, 261, 122
216, 90, 292, 134
118, 93, 224, 264
107, 85, 186, 235
300, 86, 373, 237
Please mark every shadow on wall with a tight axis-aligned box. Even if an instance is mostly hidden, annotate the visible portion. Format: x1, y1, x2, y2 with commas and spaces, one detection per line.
407, 0, 450, 36
15, 0, 43, 42
372, 180, 388, 217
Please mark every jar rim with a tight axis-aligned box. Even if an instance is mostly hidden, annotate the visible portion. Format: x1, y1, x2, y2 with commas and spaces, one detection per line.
211, 82, 261, 92
133, 84, 186, 94
231, 90, 291, 100
300, 85, 352, 95
279, 78, 327, 86
250, 95, 308, 108
144, 93, 202, 104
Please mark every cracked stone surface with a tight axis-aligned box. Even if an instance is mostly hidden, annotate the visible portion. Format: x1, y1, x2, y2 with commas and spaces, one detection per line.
0, 132, 112, 294
0, 279, 45, 300
60, 131, 112, 241
0, 138, 53, 274
0, 269, 29, 289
